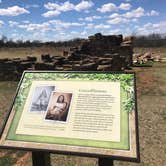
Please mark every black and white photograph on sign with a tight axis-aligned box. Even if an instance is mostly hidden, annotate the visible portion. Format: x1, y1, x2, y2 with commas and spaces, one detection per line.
29, 86, 55, 112
45, 92, 72, 122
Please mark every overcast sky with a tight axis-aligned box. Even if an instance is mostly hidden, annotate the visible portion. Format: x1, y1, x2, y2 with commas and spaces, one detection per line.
0, 0, 165, 41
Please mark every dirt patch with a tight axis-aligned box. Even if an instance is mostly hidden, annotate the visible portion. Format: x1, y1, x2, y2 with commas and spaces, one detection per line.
135, 68, 157, 95
0, 151, 6, 158
13, 152, 31, 166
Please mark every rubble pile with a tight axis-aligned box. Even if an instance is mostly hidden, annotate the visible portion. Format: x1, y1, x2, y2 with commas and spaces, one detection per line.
133, 52, 155, 65
66, 33, 133, 70
0, 33, 134, 81
0, 56, 36, 81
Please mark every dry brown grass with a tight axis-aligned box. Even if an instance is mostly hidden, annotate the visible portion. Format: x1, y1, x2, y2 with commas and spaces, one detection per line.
0, 46, 67, 61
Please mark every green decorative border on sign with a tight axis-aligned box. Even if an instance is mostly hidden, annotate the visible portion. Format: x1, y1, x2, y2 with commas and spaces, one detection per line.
6, 72, 135, 150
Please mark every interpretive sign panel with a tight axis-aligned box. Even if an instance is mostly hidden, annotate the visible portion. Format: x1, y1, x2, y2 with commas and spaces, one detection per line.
0, 71, 139, 161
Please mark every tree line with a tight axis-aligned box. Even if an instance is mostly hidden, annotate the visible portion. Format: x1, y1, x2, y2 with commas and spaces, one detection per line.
0, 36, 84, 48
133, 33, 166, 47
0, 33, 166, 48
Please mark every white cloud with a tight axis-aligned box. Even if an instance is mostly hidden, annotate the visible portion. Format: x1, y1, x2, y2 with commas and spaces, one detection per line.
85, 23, 94, 29
71, 22, 85, 26
0, 6, 29, 16
119, 3, 131, 10
97, 3, 117, 13
108, 7, 158, 21
122, 7, 159, 19
49, 20, 85, 29
78, 18, 84, 21
0, 20, 4, 27
107, 17, 129, 24
136, 21, 166, 35
85, 22, 111, 30
82, 15, 101, 22
42, 10, 61, 17
25, 4, 39, 9
106, 7, 159, 26
71, 31, 79, 34
151, 24, 160, 28
123, 7, 145, 18
8, 21, 51, 32
85, 17, 93, 21
44, 1, 74, 11
97, 2, 131, 13
132, 18, 138, 22
43, 1, 94, 17
10, 19, 85, 33
22, 20, 30, 24
8, 21, 19, 27
11, 33, 21, 41
80, 30, 88, 36
21, 23, 51, 32
44, 2, 59, 10
109, 13, 120, 18
143, 22, 153, 28
75, 0, 94, 11
84, 10, 90, 13
150, 21, 166, 28
93, 15, 102, 19
137, 27, 155, 35
147, 10, 159, 16
109, 29, 121, 34
143, 21, 166, 28
59, 32, 66, 35
107, 7, 158, 25
94, 24, 110, 29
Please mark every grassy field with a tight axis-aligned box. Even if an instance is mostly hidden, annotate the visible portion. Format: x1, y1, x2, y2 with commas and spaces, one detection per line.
0, 46, 166, 58
0, 47, 166, 165
0, 46, 67, 61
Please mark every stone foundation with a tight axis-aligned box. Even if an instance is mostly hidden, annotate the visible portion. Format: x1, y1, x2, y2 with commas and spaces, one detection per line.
0, 33, 133, 81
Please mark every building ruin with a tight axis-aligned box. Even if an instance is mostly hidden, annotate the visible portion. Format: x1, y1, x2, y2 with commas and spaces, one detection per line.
0, 33, 133, 81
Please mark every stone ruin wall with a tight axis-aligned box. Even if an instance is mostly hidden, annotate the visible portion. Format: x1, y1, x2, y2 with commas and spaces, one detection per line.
0, 33, 133, 81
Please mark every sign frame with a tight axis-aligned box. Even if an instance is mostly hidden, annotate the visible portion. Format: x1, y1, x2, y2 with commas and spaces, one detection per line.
0, 71, 140, 163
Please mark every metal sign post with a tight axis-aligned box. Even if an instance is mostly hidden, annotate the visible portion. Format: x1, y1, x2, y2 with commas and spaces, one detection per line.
32, 151, 51, 166
98, 157, 114, 166
32, 152, 114, 166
